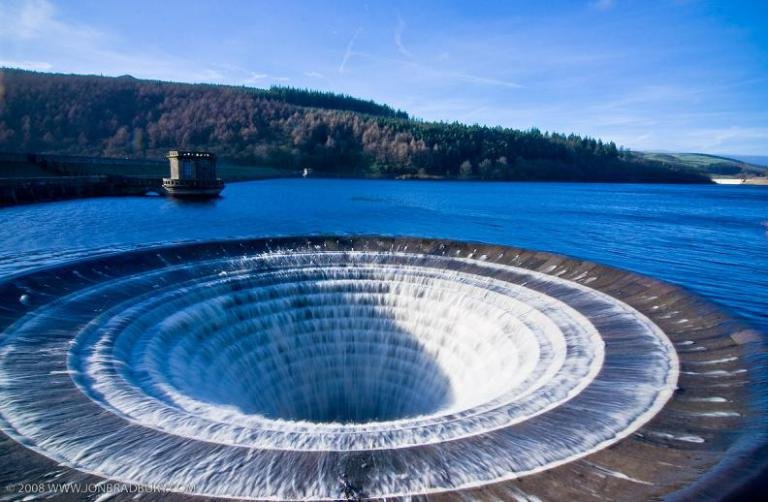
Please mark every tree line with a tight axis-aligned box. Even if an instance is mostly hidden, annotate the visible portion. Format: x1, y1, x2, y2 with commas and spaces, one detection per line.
0, 69, 708, 183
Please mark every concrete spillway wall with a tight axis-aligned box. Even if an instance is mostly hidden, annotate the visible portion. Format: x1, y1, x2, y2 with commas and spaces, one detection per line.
0, 236, 764, 500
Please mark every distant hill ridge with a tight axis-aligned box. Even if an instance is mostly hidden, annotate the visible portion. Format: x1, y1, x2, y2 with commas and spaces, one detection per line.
0, 68, 711, 183
725, 154, 768, 168
634, 151, 766, 177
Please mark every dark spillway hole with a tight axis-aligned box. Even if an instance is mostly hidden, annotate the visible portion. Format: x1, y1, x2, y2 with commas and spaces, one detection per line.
165, 301, 456, 425
246, 322, 454, 424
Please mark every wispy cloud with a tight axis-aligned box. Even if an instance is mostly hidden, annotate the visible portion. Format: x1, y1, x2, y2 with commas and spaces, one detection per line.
305, 71, 325, 79
447, 71, 522, 89
241, 72, 290, 85
350, 23, 525, 91
0, 0, 101, 43
390, 16, 524, 89
338, 28, 362, 74
0, 0, 228, 83
0, 3, 294, 89
394, 16, 414, 59
590, 0, 615, 10
391, 55, 523, 89
603, 127, 768, 155
0, 0, 57, 39
0, 59, 52, 71
684, 127, 768, 152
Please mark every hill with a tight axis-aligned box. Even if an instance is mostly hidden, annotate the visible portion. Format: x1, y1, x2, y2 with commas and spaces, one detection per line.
632, 151, 767, 178
720, 154, 768, 168
0, 68, 709, 183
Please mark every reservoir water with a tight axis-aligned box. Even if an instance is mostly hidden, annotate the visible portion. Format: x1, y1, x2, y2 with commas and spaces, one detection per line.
0, 178, 767, 498
1, 179, 765, 333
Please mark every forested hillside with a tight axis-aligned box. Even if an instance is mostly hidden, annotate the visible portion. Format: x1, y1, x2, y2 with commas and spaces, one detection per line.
0, 69, 709, 182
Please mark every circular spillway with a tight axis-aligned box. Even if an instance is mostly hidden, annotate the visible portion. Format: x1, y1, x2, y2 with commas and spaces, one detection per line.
0, 237, 765, 500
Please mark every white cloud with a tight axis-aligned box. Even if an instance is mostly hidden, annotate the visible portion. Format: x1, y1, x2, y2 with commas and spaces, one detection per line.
0, 0, 53, 39
347, 50, 522, 90
339, 28, 362, 74
590, 0, 615, 11
684, 127, 768, 152
0, 0, 230, 83
0, 0, 100, 42
585, 127, 768, 155
0, 59, 52, 71
394, 16, 414, 59
240, 73, 291, 85
448, 71, 522, 89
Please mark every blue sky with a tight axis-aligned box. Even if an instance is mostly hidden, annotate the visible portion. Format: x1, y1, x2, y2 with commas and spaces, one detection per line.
1, 0, 766, 155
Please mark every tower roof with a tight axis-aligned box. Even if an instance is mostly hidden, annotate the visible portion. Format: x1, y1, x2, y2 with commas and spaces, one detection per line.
167, 150, 215, 159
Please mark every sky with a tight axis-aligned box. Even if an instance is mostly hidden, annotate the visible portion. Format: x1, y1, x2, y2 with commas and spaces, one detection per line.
1, 0, 767, 155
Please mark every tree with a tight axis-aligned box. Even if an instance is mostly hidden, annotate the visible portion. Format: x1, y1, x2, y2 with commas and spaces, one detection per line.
478, 158, 495, 179
0, 68, 710, 184
459, 160, 473, 178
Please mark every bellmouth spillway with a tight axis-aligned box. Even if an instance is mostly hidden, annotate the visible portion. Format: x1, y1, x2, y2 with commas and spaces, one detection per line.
0, 236, 765, 500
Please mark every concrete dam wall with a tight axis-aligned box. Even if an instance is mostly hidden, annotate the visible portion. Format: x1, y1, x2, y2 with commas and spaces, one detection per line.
0, 175, 163, 205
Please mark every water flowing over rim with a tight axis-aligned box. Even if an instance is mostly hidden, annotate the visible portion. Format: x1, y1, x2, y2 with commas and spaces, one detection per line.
0, 235, 765, 501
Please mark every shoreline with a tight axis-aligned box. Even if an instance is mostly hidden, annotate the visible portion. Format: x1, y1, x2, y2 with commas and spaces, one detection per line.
3, 172, 764, 208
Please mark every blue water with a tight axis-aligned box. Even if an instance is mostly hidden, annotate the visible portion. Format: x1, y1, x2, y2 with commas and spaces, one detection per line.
1, 179, 766, 332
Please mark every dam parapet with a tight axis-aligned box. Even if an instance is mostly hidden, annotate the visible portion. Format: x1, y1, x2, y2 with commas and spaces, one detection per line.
0, 151, 166, 177
0, 150, 225, 205
0, 175, 163, 206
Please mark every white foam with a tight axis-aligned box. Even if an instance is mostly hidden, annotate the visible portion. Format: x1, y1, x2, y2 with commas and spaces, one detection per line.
0, 248, 679, 500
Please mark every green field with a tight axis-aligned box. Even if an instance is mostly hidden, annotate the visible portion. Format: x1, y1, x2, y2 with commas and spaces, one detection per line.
633, 151, 767, 178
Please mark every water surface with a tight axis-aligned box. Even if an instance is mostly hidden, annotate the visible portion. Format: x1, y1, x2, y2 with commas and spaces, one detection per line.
1, 179, 766, 332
